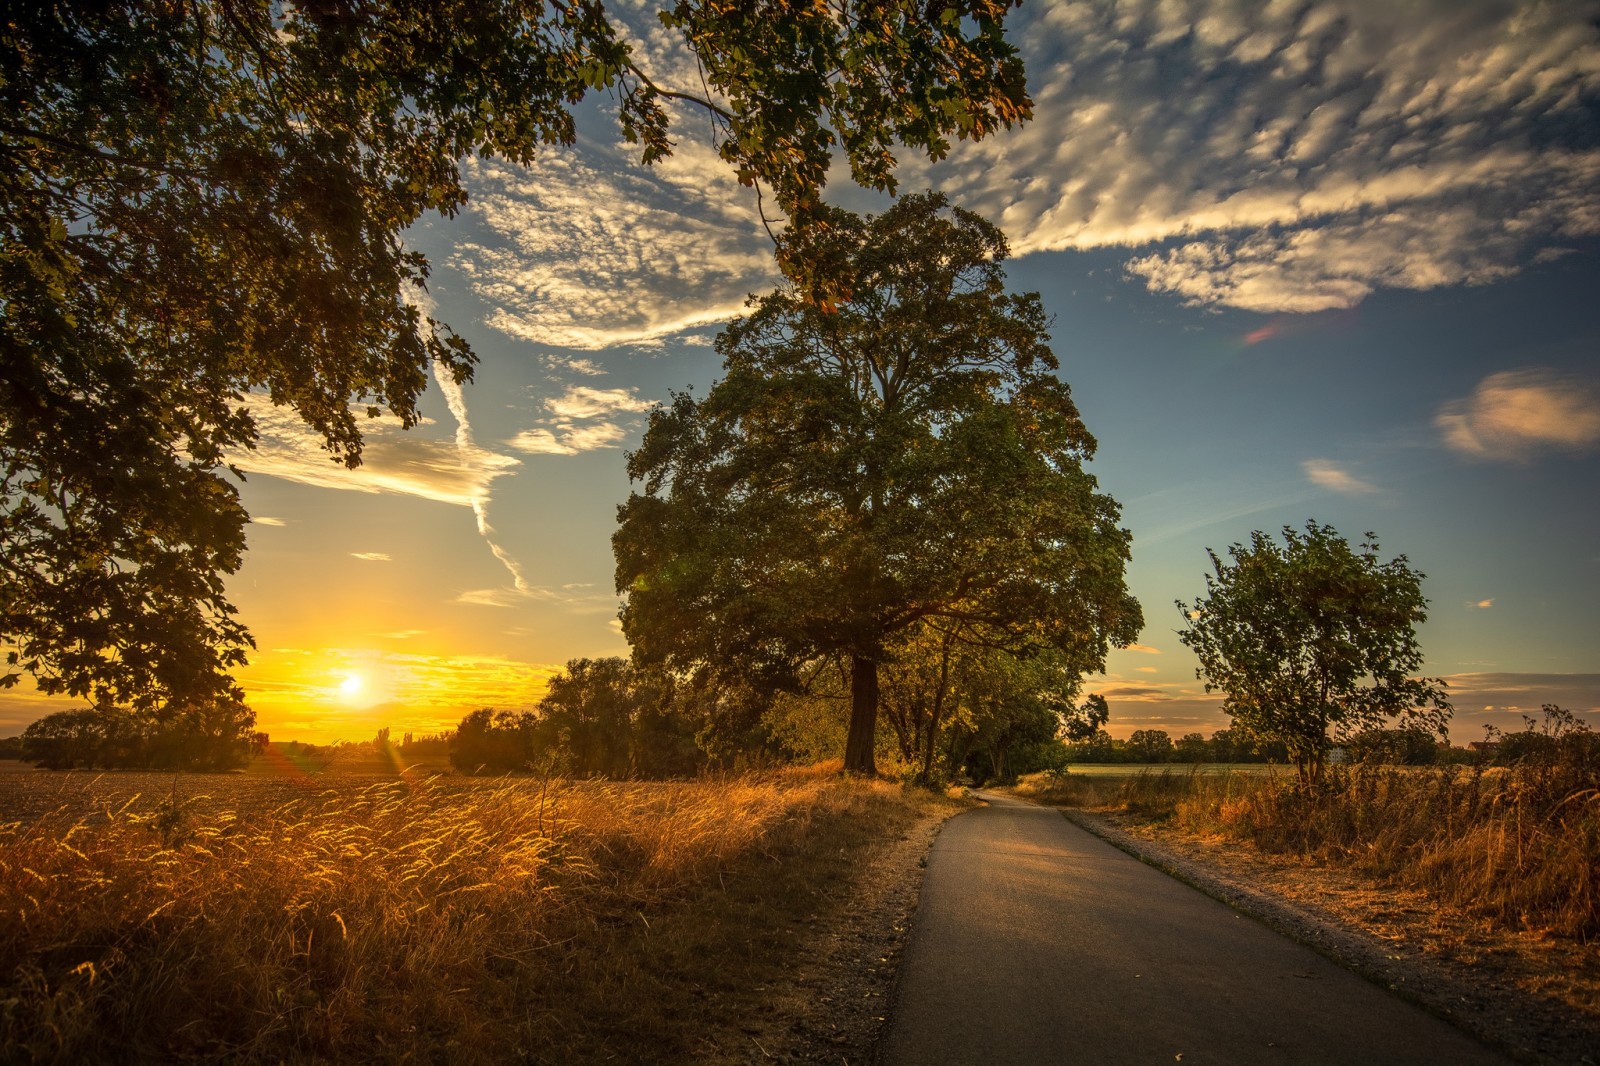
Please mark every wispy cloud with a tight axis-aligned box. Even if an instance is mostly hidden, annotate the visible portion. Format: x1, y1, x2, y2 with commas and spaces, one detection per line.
1303, 458, 1378, 494
1437, 369, 1600, 460
1472, 598, 1495, 609
428, 361, 535, 597
350, 552, 391, 562
239, 395, 518, 508
508, 385, 656, 457
251, 516, 287, 526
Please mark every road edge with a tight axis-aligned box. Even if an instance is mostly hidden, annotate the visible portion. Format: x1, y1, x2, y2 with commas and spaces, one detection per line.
1054, 806, 1588, 1066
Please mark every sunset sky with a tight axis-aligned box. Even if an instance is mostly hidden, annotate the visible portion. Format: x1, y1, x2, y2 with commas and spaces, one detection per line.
5, 0, 1598, 744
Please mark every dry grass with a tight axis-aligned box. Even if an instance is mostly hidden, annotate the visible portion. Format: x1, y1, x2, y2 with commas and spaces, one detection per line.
0, 763, 948, 1063
1017, 757, 1600, 940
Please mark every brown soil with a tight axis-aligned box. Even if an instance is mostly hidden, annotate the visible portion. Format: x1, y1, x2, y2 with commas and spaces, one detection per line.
1061, 807, 1600, 1066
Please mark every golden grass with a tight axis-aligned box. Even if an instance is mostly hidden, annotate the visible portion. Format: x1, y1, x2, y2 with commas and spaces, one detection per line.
1016, 759, 1600, 940
0, 763, 946, 1063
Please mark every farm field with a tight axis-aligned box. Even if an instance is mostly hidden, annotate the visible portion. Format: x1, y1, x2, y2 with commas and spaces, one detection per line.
1053, 762, 1285, 777
0, 759, 954, 1063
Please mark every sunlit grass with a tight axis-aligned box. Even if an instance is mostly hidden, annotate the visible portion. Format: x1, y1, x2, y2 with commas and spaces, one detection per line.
1017, 758, 1600, 939
0, 763, 945, 1063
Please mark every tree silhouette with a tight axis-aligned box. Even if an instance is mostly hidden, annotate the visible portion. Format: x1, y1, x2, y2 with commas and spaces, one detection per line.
1, 1, 1033, 713
615, 193, 1142, 774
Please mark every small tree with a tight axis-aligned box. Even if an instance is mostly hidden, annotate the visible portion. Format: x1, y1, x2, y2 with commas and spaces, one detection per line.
1177, 521, 1451, 783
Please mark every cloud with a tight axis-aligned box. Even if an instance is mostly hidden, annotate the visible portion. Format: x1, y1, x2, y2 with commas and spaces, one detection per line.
1472, 598, 1495, 609
251, 516, 287, 526
451, 142, 775, 350
508, 385, 656, 457
238, 396, 518, 508
892, 0, 1600, 314
422, 1, 1596, 346
1122, 643, 1163, 655
1437, 368, 1600, 460
1303, 458, 1378, 494
350, 552, 391, 562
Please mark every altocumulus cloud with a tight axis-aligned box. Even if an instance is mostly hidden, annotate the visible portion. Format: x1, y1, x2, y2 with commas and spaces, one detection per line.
911, 0, 1600, 313
438, 1, 1598, 343
1436, 368, 1600, 460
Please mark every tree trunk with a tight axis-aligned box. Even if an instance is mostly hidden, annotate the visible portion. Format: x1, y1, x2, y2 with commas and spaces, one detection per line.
919, 634, 953, 786
843, 655, 879, 775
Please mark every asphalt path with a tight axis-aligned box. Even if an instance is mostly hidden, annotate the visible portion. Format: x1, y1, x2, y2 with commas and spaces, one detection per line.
880, 791, 1510, 1065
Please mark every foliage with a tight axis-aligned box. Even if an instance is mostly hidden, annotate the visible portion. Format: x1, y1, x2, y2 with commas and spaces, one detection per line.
448, 707, 536, 775
19, 699, 255, 770
1345, 726, 1441, 766
1486, 703, 1600, 767
1125, 728, 1174, 763
535, 657, 702, 777
1177, 521, 1451, 782
1, 1, 1033, 715
616, 192, 1142, 774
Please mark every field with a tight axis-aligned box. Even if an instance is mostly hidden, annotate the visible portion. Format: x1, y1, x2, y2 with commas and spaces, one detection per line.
1051, 762, 1284, 777
0, 759, 954, 1063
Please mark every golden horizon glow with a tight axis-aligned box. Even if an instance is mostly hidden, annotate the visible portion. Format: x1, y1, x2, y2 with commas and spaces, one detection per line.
233, 646, 564, 745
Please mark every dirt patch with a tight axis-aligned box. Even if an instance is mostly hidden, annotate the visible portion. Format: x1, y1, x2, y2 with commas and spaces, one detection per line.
1061, 807, 1600, 1066
762, 809, 950, 1064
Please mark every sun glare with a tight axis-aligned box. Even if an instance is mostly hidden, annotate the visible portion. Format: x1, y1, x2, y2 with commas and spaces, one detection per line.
338, 673, 364, 699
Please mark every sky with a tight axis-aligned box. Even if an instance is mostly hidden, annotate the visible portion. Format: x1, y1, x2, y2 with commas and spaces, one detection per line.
5, 0, 1599, 744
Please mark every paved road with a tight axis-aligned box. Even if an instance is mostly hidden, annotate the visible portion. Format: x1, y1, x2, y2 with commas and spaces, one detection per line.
880, 792, 1509, 1065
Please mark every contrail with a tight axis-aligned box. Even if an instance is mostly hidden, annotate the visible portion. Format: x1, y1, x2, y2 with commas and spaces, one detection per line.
430, 358, 531, 596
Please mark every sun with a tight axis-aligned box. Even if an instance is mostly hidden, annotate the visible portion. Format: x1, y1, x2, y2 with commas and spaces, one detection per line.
338, 673, 364, 700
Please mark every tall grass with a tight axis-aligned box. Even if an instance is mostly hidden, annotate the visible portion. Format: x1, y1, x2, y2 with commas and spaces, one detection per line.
0, 764, 935, 1063
1019, 756, 1600, 940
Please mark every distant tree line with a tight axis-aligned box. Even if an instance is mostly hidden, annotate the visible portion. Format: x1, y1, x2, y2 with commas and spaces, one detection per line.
13, 700, 261, 770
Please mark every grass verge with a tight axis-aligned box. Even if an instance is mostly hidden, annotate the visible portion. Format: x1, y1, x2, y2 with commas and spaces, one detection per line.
0, 763, 956, 1063
1015, 757, 1600, 940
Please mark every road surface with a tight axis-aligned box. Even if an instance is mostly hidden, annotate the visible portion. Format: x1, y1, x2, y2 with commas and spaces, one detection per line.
880, 791, 1509, 1065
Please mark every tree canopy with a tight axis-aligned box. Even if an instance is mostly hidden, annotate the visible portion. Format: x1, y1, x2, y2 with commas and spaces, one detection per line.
614, 192, 1143, 774
0, 1, 1033, 713
1176, 520, 1452, 782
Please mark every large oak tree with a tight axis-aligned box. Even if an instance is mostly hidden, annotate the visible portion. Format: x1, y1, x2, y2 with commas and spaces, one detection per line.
0, 1, 1032, 711
614, 193, 1143, 774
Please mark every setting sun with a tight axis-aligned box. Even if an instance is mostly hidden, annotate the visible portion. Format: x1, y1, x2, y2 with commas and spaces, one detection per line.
338, 673, 364, 699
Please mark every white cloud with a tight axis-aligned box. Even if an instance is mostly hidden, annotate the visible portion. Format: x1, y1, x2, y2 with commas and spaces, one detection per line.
1303, 458, 1378, 494
350, 552, 391, 562
1437, 368, 1600, 460
251, 516, 287, 526
898, 0, 1600, 313
452, 144, 775, 350
237, 396, 518, 508
545, 386, 654, 420
507, 385, 655, 456
428, 0, 1598, 343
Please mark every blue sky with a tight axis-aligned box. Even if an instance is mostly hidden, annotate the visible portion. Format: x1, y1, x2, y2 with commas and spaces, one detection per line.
4, 0, 1597, 743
